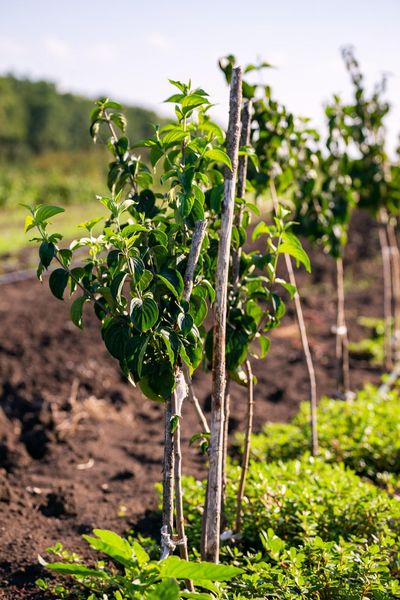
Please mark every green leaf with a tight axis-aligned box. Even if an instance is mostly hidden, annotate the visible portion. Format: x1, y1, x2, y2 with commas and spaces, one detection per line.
70, 296, 87, 329
132, 540, 150, 566
102, 318, 131, 360
278, 242, 311, 273
190, 295, 207, 326
162, 128, 188, 146
176, 193, 194, 220
130, 256, 145, 283
35, 205, 65, 223
146, 578, 179, 600
39, 242, 56, 268
122, 224, 149, 237
131, 296, 159, 332
160, 557, 242, 582
45, 562, 107, 578
49, 269, 69, 300
252, 221, 270, 241
111, 272, 128, 302
24, 214, 36, 233
178, 312, 194, 336
82, 529, 133, 568
58, 249, 73, 267
156, 270, 184, 300
257, 335, 270, 359
204, 148, 232, 170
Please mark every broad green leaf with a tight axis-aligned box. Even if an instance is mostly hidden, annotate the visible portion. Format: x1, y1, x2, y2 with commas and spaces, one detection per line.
257, 335, 270, 359
190, 295, 207, 326
178, 312, 194, 336
252, 221, 270, 241
49, 268, 69, 300
70, 296, 87, 329
131, 296, 159, 332
130, 256, 145, 283
132, 540, 150, 566
156, 270, 184, 300
45, 562, 107, 578
102, 318, 131, 360
204, 148, 232, 171
35, 205, 65, 223
110, 272, 128, 302
82, 529, 133, 567
122, 224, 149, 237
160, 557, 242, 582
146, 578, 179, 600
39, 241, 55, 268
278, 242, 311, 273
162, 128, 188, 146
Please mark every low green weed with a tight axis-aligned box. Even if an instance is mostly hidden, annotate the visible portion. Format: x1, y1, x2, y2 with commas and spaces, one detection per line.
246, 384, 400, 480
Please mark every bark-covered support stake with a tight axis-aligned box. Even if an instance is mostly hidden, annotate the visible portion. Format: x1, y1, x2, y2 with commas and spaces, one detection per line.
202, 66, 242, 563
269, 179, 318, 454
378, 211, 393, 370
387, 219, 400, 363
221, 101, 253, 508
335, 256, 350, 397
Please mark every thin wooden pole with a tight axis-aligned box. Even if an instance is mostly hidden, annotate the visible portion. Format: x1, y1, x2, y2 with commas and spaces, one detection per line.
222, 101, 253, 510
378, 211, 393, 370
235, 359, 254, 534
335, 256, 350, 396
269, 179, 318, 454
387, 219, 400, 363
202, 66, 242, 563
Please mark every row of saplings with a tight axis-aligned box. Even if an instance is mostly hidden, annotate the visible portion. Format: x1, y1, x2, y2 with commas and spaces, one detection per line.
26, 50, 400, 598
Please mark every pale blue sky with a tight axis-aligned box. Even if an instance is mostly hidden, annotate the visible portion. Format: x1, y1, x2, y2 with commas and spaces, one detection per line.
1, 0, 400, 152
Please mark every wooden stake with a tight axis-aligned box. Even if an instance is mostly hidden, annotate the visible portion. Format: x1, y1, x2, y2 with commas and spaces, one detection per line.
222, 100, 253, 518
269, 179, 318, 454
335, 256, 350, 396
386, 219, 400, 363
202, 66, 242, 562
378, 211, 393, 370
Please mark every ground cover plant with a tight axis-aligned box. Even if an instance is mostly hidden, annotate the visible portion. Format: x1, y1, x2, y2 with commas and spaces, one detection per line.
244, 383, 400, 481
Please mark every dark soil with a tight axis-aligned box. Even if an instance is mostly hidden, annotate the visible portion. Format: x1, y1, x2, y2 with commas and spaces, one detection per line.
0, 211, 385, 598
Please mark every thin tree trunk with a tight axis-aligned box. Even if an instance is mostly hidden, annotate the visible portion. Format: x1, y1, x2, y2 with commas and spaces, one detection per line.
160, 399, 174, 559
202, 66, 242, 563
168, 219, 207, 568
378, 212, 393, 370
269, 179, 318, 454
222, 101, 253, 514
335, 256, 350, 397
172, 377, 194, 591
387, 219, 400, 363
284, 253, 319, 454
182, 220, 209, 433
235, 359, 254, 534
